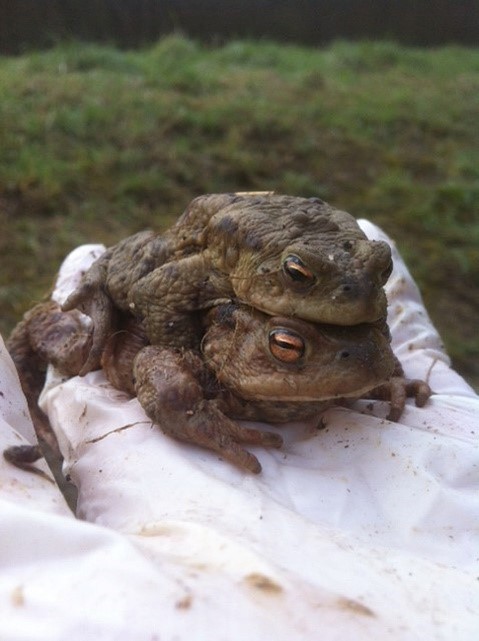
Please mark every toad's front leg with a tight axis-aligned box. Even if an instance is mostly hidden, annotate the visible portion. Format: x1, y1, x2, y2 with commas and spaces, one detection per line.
367, 377, 432, 422
133, 346, 283, 473
129, 253, 231, 349
62, 248, 116, 375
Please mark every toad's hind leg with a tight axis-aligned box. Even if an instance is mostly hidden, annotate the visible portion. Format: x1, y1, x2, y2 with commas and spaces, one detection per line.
5, 300, 91, 498
133, 346, 282, 473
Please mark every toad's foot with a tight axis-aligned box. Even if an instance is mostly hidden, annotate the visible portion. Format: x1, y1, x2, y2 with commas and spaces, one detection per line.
23, 301, 95, 376
367, 377, 432, 422
61, 251, 115, 375
133, 346, 283, 473
3, 444, 54, 482
7, 299, 96, 384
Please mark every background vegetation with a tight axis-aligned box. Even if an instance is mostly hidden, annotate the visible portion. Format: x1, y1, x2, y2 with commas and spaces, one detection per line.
1, 0, 478, 54
0, 37, 478, 388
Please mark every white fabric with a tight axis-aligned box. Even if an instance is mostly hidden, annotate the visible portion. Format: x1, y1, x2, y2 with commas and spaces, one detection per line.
1, 223, 478, 640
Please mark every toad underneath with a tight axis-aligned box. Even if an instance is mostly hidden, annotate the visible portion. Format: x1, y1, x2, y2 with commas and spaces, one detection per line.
6, 301, 430, 473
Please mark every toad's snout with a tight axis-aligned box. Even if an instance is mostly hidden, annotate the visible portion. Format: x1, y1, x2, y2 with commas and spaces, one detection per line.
329, 274, 387, 323
333, 333, 394, 382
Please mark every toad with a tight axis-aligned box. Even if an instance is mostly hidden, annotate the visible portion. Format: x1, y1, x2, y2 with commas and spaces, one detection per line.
5, 300, 430, 474
130, 304, 430, 472
62, 193, 393, 374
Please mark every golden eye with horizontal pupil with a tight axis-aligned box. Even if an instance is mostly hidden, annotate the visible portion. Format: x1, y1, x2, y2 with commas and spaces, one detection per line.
269, 329, 305, 363
282, 255, 315, 284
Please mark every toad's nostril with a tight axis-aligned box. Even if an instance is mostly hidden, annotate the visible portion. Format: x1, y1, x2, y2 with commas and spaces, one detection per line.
338, 350, 351, 360
336, 280, 360, 298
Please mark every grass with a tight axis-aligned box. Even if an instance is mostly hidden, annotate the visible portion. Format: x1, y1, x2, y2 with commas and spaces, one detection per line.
1, 36, 478, 388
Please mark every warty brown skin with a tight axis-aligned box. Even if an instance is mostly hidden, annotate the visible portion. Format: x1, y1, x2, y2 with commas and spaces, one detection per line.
62, 193, 393, 374
5, 301, 431, 474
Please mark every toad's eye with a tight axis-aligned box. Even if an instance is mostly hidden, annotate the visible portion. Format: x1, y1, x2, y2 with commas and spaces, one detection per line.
269, 329, 305, 363
282, 255, 315, 286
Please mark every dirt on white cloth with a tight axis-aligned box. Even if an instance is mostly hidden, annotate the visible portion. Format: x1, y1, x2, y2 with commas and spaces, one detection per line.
0, 222, 478, 641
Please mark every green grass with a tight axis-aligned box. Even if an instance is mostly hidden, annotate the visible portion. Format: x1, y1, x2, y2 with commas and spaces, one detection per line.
1, 36, 478, 388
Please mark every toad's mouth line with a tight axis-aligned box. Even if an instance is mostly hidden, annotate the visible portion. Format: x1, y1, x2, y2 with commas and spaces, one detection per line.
237, 381, 387, 403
